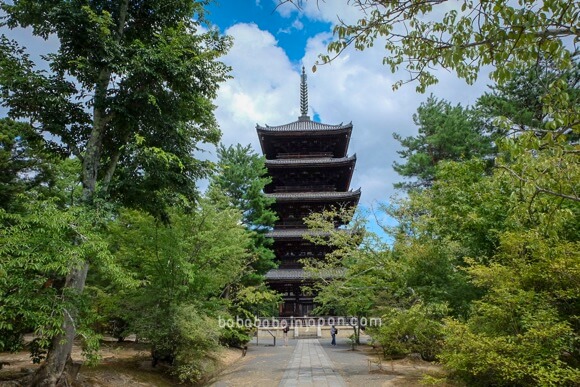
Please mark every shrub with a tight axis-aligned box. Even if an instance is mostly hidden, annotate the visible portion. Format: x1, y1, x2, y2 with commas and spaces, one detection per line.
440, 318, 579, 386
171, 305, 222, 384
372, 303, 447, 361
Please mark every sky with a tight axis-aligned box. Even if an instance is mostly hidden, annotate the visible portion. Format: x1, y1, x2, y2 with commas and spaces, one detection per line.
204, 0, 492, 232
0, 1, 494, 236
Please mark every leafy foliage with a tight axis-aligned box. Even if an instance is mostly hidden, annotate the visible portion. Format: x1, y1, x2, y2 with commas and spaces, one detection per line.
0, 0, 231, 212
393, 96, 494, 190
477, 59, 580, 138
0, 1, 231, 381
0, 201, 124, 356
306, 0, 577, 91
372, 303, 447, 361
208, 143, 277, 283
0, 118, 60, 211
392, 154, 580, 384
90, 199, 261, 381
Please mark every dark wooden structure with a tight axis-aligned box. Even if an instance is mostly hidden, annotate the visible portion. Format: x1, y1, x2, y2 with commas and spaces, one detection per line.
257, 68, 360, 317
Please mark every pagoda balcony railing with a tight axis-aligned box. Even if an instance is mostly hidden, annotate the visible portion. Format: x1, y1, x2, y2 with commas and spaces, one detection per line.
274, 221, 306, 228
274, 185, 336, 193
276, 152, 333, 159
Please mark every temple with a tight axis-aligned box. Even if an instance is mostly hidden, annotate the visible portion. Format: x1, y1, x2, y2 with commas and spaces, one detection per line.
257, 67, 360, 317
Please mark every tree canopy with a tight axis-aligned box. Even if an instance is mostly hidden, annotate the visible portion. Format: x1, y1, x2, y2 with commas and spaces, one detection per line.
208, 144, 278, 283
0, 0, 230, 214
0, 1, 231, 384
393, 95, 493, 190
303, 0, 578, 92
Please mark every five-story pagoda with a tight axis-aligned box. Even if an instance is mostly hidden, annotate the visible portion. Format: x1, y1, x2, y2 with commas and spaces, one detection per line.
257, 68, 360, 317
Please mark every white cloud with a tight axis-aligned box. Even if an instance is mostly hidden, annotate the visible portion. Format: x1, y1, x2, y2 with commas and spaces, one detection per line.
214, 23, 298, 153
214, 18, 492, 209
272, 0, 364, 25
292, 18, 304, 30
277, 16, 304, 34
0, 7, 493, 211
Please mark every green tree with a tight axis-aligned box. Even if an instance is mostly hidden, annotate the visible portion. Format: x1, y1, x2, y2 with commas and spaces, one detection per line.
389, 155, 579, 384
434, 159, 579, 385
100, 200, 252, 383
0, 1, 230, 384
393, 96, 493, 190
0, 118, 59, 211
477, 58, 580, 139
303, 0, 577, 91
302, 208, 382, 344
0, 201, 125, 359
301, 206, 473, 348
208, 144, 277, 283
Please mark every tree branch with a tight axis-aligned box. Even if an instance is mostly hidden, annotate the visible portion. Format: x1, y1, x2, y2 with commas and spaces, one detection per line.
498, 165, 580, 202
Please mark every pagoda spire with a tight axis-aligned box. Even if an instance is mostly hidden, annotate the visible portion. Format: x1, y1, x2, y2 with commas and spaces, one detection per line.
299, 66, 310, 121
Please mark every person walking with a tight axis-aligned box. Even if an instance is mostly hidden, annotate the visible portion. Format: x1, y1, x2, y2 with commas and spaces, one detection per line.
283, 324, 289, 346
330, 325, 338, 346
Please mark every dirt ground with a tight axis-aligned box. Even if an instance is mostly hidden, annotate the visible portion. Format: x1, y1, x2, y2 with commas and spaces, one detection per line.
356, 349, 452, 386
1, 337, 451, 386
316, 341, 452, 387
0, 338, 244, 387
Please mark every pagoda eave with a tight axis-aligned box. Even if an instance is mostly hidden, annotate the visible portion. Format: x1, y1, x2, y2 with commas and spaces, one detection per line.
266, 229, 333, 240
265, 268, 344, 281
266, 189, 361, 203
265, 154, 356, 168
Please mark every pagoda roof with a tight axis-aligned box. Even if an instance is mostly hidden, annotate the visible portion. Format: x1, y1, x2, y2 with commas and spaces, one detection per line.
266, 229, 333, 239
265, 268, 344, 281
266, 189, 361, 203
266, 228, 352, 239
265, 268, 312, 280
256, 118, 352, 133
265, 154, 356, 167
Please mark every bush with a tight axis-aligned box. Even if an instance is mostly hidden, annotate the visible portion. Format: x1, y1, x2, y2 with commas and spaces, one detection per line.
372, 303, 447, 361
170, 305, 222, 384
219, 325, 252, 348
440, 303, 580, 386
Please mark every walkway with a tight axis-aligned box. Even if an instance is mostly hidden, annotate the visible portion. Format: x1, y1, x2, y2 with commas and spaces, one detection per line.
211, 336, 441, 386
211, 337, 379, 387
278, 339, 346, 387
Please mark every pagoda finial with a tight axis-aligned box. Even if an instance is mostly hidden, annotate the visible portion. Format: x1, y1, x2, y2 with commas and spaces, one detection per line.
299, 66, 310, 121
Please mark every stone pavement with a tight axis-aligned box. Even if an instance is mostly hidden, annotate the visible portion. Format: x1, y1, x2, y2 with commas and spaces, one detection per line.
211, 337, 378, 387
211, 335, 441, 386
278, 339, 346, 387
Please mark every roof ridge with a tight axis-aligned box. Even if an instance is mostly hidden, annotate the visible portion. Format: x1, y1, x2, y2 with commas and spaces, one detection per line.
256, 119, 352, 132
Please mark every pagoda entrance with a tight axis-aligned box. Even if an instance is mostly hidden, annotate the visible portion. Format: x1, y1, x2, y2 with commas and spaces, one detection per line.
280, 301, 313, 317
271, 283, 316, 317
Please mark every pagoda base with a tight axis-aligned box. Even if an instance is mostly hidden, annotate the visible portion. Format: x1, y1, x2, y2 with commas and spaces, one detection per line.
267, 281, 317, 317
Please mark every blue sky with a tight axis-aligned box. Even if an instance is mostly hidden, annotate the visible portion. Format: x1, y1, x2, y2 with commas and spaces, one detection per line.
201, 1, 491, 239
0, 1, 493, 240
207, 1, 331, 62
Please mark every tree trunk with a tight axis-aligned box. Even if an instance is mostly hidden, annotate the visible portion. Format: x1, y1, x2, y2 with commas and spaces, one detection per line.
31, 1, 129, 384
30, 263, 89, 387
32, 71, 109, 385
